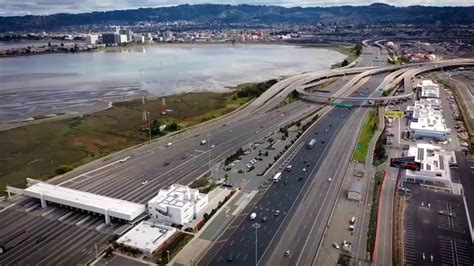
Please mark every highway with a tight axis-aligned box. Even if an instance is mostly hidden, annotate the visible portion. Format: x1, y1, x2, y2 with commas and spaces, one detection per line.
197, 72, 387, 265
2, 38, 473, 265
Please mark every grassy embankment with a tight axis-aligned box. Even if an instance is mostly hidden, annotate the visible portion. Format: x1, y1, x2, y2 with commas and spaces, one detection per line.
0, 80, 277, 194
353, 109, 379, 163
302, 43, 361, 68
367, 171, 385, 257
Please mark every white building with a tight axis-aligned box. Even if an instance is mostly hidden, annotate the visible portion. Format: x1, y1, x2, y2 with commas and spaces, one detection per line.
403, 143, 456, 188
117, 220, 176, 255
86, 34, 99, 45
133, 34, 145, 43
420, 79, 440, 98
407, 94, 450, 140
148, 184, 208, 225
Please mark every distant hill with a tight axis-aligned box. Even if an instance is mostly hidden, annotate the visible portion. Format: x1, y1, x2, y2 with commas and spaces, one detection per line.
0, 3, 473, 32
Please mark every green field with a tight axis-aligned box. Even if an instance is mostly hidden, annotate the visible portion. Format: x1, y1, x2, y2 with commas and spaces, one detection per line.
0, 83, 275, 194
353, 109, 378, 163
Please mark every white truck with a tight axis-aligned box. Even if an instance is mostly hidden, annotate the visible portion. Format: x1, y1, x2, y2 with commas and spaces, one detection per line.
272, 172, 282, 183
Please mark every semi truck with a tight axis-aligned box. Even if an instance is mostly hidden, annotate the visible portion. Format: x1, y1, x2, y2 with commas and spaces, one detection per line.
307, 139, 316, 149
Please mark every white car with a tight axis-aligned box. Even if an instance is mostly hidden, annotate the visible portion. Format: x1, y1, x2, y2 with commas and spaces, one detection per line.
200, 140, 207, 145
327, 178, 332, 182
302, 168, 306, 172
166, 142, 173, 147
210, 144, 216, 148
333, 243, 340, 249
141, 180, 149, 185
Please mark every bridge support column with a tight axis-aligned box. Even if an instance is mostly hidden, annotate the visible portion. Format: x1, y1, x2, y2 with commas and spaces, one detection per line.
105, 210, 111, 225
40, 194, 47, 208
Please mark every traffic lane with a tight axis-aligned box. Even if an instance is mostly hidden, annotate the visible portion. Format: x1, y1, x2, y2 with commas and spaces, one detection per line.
64, 101, 310, 194
202, 72, 387, 265
262, 73, 387, 264
277, 108, 368, 266
0, 206, 114, 265
200, 106, 354, 265
454, 152, 474, 227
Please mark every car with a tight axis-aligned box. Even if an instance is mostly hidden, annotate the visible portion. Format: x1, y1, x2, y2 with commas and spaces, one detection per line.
284, 179, 288, 185
298, 177, 303, 181
163, 162, 170, 166
166, 142, 173, 147
250, 212, 257, 220
286, 165, 292, 171
181, 155, 187, 159
222, 123, 227, 127
303, 168, 306, 172
200, 140, 207, 145
327, 178, 332, 182
261, 216, 267, 223
227, 255, 234, 262
314, 132, 318, 135
222, 182, 233, 188
329, 124, 332, 127
321, 140, 326, 144
340, 114, 344, 118
284, 250, 291, 257
141, 180, 149, 185
325, 129, 328, 132
350, 216, 356, 224
349, 225, 355, 231
274, 210, 280, 216
343, 240, 350, 247
304, 159, 308, 163
333, 243, 340, 249
210, 144, 216, 148
119, 156, 131, 163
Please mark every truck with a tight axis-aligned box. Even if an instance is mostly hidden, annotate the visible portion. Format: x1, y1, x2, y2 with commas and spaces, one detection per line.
272, 172, 282, 183
200, 140, 207, 145
307, 139, 316, 149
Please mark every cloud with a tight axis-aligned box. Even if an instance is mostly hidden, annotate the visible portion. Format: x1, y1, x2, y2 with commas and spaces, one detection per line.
0, 0, 472, 16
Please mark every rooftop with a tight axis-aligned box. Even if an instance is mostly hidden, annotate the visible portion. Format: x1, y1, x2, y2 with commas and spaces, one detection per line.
117, 220, 176, 254
420, 79, 440, 98
410, 100, 450, 134
25, 182, 146, 221
149, 184, 204, 209
405, 143, 454, 183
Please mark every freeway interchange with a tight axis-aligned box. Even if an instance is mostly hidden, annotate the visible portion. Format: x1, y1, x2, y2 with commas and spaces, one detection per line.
1, 41, 473, 265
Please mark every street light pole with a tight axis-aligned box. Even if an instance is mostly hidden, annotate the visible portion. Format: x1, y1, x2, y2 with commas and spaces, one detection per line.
147, 111, 152, 142
166, 250, 170, 263
252, 222, 261, 266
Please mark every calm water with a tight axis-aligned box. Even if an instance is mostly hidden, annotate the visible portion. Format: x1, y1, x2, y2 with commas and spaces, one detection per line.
0, 44, 345, 120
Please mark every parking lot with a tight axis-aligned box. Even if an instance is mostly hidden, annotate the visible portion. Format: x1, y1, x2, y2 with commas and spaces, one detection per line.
403, 184, 474, 265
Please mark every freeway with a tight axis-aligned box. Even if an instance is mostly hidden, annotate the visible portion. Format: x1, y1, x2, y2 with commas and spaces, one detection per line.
197, 72, 387, 265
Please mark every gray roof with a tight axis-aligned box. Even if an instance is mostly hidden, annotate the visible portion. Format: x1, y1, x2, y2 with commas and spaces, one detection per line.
348, 180, 363, 194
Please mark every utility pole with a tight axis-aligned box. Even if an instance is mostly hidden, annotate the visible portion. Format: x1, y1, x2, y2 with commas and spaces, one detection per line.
252, 223, 261, 266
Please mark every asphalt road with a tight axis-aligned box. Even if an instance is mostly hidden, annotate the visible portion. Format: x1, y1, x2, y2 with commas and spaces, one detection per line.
197, 72, 387, 265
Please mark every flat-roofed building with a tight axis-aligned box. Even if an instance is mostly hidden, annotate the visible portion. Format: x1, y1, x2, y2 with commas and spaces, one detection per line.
117, 220, 176, 255
148, 184, 208, 226
403, 143, 455, 188
420, 79, 440, 98
408, 98, 450, 140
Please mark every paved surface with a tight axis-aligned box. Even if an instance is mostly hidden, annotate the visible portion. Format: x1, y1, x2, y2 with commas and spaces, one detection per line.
403, 184, 474, 265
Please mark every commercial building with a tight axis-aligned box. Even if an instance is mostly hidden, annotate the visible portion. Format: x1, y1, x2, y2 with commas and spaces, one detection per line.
116, 26, 133, 43
403, 143, 456, 188
102, 33, 119, 45
407, 81, 450, 140
86, 34, 99, 45
117, 220, 176, 255
148, 184, 208, 226
419, 80, 440, 99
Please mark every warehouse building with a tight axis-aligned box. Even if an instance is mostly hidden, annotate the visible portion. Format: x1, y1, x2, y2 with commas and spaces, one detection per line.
148, 184, 208, 226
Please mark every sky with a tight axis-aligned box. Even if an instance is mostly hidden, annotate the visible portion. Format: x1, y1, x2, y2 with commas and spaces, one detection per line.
0, 0, 472, 16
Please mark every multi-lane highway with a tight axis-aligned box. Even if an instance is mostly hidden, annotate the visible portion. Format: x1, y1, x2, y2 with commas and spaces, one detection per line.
1, 39, 473, 265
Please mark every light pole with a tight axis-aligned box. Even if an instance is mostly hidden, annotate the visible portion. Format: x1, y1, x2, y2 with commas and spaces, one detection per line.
147, 111, 152, 142
252, 222, 261, 266
166, 250, 170, 263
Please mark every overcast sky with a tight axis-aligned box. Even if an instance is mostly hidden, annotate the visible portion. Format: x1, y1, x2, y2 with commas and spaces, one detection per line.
1, 0, 472, 16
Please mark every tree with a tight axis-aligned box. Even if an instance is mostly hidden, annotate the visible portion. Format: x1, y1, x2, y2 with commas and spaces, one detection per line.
268, 137, 274, 144
168, 122, 179, 131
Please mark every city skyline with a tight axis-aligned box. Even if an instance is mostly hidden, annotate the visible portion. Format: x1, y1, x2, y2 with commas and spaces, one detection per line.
1, 0, 473, 16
